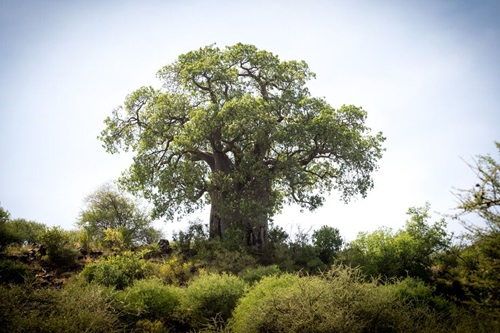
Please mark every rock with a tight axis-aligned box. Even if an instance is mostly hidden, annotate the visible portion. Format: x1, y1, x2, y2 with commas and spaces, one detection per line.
37, 245, 46, 256
158, 239, 172, 254
90, 250, 103, 258
78, 247, 88, 256
19, 254, 30, 263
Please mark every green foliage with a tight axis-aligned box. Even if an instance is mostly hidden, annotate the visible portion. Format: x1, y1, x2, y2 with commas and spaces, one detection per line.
114, 278, 183, 326
156, 255, 198, 286
134, 319, 169, 333
100, 43, 385, 245
101, 227, 129, 251
230, 273, 300, 332
453, 142, 500, 315
0, 208, 45, 250
0, 282, 122, 333
312, 225, 343, 264
345, 203, 450, 281
0, 259, 33, 284
238, 264, 281, 284
0, 206, 16, 247
202, 245, 258, 274
78, 183, 161, 248
231, 266, 450, 333
0, 205, 9, 223
80, 251, 153, 289
39, 226, 78, 266
3, 219, 46, 245
78, 228, 93, 253
389, 278, 454, 315
180, 273, 247, 329
172, 219, 209, 256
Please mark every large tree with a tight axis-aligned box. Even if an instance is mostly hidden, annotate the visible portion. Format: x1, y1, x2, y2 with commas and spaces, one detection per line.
100, 43, 385, 249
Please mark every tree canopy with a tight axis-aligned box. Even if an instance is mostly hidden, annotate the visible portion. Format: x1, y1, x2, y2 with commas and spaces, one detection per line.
77, 183, 161, 247
100, 43, 385, 247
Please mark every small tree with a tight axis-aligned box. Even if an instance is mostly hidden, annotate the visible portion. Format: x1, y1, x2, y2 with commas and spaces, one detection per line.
77, 183, 161, 248
5, 219, 47, 245
0, 207, 47, 247
39, 227, 78, 266
345, 204, 450, 281
312, 226, 343, 264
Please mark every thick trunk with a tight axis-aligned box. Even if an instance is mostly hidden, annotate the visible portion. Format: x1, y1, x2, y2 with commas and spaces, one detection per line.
208, 148, 271, 250
208, 190, 235, 240
208, 181, 270, 250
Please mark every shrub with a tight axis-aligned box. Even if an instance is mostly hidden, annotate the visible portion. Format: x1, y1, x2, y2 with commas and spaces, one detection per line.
51, 282, 122, 332
196, 241, 257, 274
180, 273, 247, 329
39, 226, 78, 266
0, 282, 121, 333
312, 225, 343, 264
288, 242, 325, 272
134, 319, 169, 333
156, 256, 197, 286
238, 265, 281, 285
80, 251, 153, 289
173, 219, 209, 256
230, 273, 301, 333
101, 227, 130, 251
231, 266, 449, 333
208, 247, 257, 274
0, 259, 33, 284
114, 278, 183, 323
4, 219, 47, 245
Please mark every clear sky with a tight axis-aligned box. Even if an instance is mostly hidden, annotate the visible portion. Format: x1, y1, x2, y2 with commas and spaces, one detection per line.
1, 0, 499, 241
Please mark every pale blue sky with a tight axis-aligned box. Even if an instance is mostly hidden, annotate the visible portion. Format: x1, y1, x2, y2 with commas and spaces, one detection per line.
1, 0, 499, 240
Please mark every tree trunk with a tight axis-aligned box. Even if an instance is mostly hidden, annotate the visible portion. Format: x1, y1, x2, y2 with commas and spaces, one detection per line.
208, 149, 271, 250
208, 190, 234, 240
208, 180, 270, 251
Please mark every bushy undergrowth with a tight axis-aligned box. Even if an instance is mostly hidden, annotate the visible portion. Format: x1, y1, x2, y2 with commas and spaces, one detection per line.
180, 272, 247, 329
230, 266, 453, 333
156, 256, 198, 286
238, 264, 281, 284
2, 219, 46, 245
114, 278, 184, 330
0, 259, 33, 284
0, 282, 121, 333
81, 251, 154, 289
39, 226, 78, 266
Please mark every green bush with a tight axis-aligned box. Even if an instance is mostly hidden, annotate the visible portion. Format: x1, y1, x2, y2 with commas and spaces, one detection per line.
238, 264, 281, 285
114, 278, 183, 324
156, 255, 198, 286
80, 251, 153, 289
39, 226, 78, 266
0, 282, 121, 333
4, 219, 47, 245
230, 273, 301, 333
180, 273, 247, 329
389, 277, 453, 314
0, 206, 47, 248
0, 259, 33, 284
312, 225, 343, 264
195, 240, 257, 274
134, 319, 169, 333
231, 266, 450, 333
